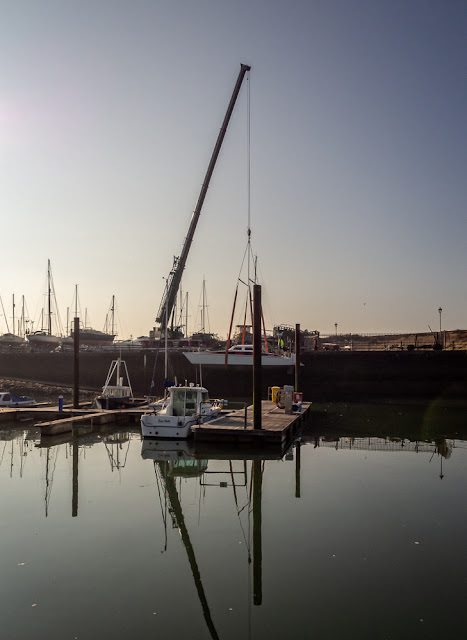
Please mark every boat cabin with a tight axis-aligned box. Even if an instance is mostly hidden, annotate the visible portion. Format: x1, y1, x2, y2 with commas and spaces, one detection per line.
164, 385, 215, 417
101, 385, 132, 399
228, 344, 254, 353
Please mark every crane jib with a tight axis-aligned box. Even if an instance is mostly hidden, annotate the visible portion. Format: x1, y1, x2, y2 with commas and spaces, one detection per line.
156, 63, 251, 328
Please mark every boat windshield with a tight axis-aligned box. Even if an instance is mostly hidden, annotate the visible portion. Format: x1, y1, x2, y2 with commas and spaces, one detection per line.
185, 389, 198, 415
172, 388, 199, 416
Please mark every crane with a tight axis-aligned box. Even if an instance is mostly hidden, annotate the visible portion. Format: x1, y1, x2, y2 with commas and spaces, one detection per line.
156, 63, 251, 333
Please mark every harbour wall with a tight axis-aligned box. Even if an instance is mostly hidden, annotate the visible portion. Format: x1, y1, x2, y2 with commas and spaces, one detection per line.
0, 349, 466, 403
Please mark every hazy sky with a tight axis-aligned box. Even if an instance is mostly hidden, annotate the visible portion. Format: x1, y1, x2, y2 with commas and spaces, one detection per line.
1, 0, 465, 339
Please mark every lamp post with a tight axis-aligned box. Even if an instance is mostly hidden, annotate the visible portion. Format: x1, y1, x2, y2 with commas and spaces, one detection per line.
438, 307, 443, 347
438, 307, 442, 332
335, 323, 338, 337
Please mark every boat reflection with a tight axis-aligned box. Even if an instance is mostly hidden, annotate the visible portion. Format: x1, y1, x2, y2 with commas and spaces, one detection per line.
142, 440, 220, 639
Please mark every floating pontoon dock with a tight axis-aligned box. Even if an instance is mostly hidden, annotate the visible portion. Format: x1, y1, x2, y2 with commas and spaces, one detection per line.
0, 400, 310, 443
192, 401, 311, 445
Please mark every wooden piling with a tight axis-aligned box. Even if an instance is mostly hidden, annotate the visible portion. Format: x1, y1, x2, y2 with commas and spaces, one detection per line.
73, 317, 80, 409
253, 284, 262, 430
295, 323, 300, 392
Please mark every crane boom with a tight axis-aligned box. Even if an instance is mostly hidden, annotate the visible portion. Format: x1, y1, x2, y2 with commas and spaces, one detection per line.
156, 63, 251, 330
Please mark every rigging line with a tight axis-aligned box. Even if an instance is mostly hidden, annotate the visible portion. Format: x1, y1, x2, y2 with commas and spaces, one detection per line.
148, 338, 162, 396
0, 440, 7, 465
121, 441, 130, 468
247, 68, 251, 235
230, 460, 252, 553
0, 296, 10, 333
236, 240, 250, 281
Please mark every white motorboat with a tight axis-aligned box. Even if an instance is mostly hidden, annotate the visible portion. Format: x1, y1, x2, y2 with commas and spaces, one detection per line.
141, 384, 223, 439
183, 343, 296, 366
0, 391, 36, 407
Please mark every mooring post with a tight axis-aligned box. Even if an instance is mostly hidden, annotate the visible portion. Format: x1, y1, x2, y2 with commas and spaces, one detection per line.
253, 284, 262, 430
73, 316, 79, 409
295, 323, 301, 392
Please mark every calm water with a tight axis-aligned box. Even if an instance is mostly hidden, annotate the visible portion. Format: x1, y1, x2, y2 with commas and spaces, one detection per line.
0, 404, 466, 640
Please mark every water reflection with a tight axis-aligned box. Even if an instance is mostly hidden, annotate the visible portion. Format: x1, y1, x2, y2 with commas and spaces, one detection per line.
0, 414, 466, 639
303, 433, 455, 480
144, 444, 220, 639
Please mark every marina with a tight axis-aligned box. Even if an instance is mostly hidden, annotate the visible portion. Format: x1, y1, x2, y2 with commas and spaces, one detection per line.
0, 398, 311, 448
0, 7, 465, 638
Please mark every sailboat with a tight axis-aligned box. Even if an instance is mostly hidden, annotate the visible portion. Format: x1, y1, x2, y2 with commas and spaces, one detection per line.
184, 344, 296, 366
68, 289, 116, 347
0, 295, 26, 347
183, 236, 296, 367
27, 260, 62, 350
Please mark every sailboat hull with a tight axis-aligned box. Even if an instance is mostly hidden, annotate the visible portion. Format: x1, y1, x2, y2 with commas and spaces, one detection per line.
183, 351, 296, 366
27, 333, 61, 349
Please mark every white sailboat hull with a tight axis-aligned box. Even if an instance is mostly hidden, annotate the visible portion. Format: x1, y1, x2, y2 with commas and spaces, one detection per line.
27, 333, 61, 348
183, 351, 296, 366
0, 333, 25, 346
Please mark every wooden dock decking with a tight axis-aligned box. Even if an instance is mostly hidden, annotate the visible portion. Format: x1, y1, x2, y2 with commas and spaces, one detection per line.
192, 401, 311, 445
1, 400, 311, 446
0, 404, 145, 435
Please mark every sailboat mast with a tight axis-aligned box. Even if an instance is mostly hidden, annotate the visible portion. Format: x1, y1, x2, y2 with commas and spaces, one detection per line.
111, 296, 115, 336
21, 296, 25, 337
201, 278, 206, 334
164, 285, 168, 380
0, 296, 10, 333
47, 259, 52, 335
12, 294, 15, 336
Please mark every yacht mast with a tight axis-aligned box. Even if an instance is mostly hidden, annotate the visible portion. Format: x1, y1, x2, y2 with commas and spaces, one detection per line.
47, 259, 52, 336
111, 295, 115, 336
0, 296, 10, 333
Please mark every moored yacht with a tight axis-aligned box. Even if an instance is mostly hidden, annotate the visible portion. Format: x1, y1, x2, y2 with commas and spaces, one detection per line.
183, 343, 296, 366
141, 384, 223, 439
